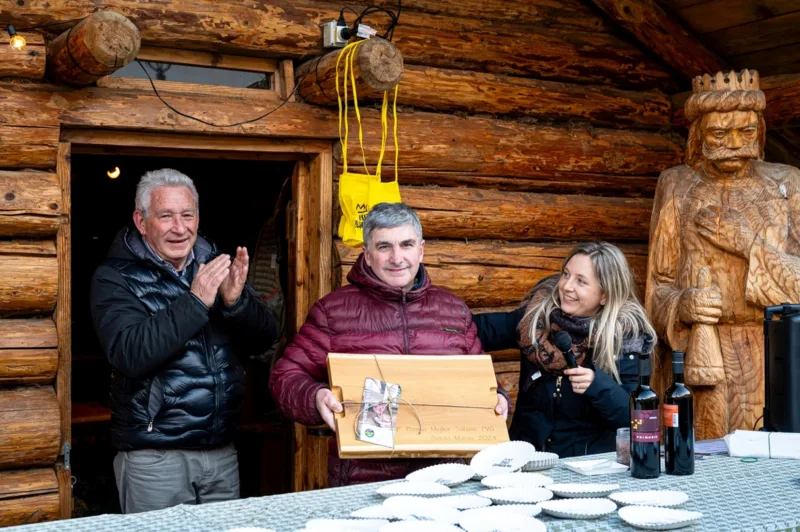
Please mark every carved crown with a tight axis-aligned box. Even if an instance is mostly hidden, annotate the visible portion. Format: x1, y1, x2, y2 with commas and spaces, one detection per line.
692, 70, 760, 93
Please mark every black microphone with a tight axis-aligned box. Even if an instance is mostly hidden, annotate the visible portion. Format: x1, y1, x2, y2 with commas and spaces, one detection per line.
553, 331, 578, 369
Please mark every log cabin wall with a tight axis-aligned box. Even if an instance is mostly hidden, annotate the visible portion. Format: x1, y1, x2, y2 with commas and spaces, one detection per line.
0, 0, 694, 518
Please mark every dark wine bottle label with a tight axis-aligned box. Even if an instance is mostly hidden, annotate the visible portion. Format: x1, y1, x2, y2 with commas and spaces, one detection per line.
663, 404, 679, 428
632, 409, 660, 442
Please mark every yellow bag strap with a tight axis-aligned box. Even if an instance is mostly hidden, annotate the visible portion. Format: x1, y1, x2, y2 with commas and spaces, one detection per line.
336, 39, 399, 180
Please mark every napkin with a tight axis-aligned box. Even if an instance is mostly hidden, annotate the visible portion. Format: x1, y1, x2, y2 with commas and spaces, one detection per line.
724, 430, 800, 459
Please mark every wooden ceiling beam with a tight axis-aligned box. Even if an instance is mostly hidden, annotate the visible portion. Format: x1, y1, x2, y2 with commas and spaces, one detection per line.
586, 0, 726, 80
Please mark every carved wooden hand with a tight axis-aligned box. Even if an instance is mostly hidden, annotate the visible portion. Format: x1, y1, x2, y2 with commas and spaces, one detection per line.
694, 205, 756, 258
678, 266, 722, 325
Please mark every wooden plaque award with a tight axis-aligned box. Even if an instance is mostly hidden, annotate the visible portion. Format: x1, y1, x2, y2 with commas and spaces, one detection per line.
328, 353, 510, 458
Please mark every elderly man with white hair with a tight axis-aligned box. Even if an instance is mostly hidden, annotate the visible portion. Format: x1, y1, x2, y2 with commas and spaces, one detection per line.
90, 168, 276, 513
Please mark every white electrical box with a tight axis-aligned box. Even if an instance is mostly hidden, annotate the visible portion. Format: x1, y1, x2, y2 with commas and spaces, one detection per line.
321, 20, 348, 48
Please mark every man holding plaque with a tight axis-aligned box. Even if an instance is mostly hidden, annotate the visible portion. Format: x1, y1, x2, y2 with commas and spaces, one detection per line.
270, 202, 508, 486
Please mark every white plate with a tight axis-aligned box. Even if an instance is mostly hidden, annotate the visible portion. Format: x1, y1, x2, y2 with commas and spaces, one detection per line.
305, 519, 389, 531
391, 505, 462, 524
618, 505, 703, 530
548, 482, 620, 498
352, 505, 397, 519
435, 495, 493, 510
377, 482, 451, 498
406, 463, 474, 487
460, 505, 542, 520
539, 498, 617, 519
379, 522, 463, 532
469, 441, 535, 478
459, 512, 546, 532
477, 487, 553, 505
562, 458, 629, 476
481, 472, 553, 489
521, 451, 560, 472
384, 496, 441, 509
610, 490, 689, 508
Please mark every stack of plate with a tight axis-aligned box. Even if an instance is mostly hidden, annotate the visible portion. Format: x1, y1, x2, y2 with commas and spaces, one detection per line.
406, 464, 474, 487
610, 490, 689, 508
477, 486, 553, 505
547, 483, 620, 498
618, 505, 703, 530
521, 451, 560, 472
480, 472, 553, 489
539, 498, 617, 519
377, 482, 451, 498
469, 441, 535, 479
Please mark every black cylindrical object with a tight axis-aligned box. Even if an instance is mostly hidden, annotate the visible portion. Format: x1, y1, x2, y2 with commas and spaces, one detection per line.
763, 304, 800, 433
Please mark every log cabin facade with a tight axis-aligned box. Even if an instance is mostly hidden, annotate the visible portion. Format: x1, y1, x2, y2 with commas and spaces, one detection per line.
1, 0, 799, 525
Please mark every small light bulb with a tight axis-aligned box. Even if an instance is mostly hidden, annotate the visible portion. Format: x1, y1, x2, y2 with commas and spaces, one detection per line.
107, 167, 120, 179
7, 25, 25, 51
9, 34, 26, 51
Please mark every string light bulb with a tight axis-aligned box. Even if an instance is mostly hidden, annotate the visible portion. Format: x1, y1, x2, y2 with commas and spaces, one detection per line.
107, 167, 121, 179
7, 25, 26, 51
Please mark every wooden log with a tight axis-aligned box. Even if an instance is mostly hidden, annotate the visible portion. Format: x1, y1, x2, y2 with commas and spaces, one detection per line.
0, 493, 60, 527
337, 240, 649, 307
57, 86, 683, 178
0, 33, 46, 80
0, 468, 58, 500
8, 1, 674, 89
0, 386, 61, 469
300, 64, 672, 129
0, 172, 62, 237
0, 127, 60, 170
586, 0, 726, 80
0, 318, 58, 350
0, 240, 58, 317
404, 186, 652, 241
296, 38, 404, 105
47, 11, 141, 86
0, 83, 62, 170
362, 0, 613, 31
339, 112, 683, 178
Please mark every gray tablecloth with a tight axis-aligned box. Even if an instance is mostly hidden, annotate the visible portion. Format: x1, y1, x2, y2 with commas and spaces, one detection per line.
9, 453, 800, 532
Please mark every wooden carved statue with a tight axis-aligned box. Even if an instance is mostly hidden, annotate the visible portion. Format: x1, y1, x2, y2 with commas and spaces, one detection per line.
645, 70, 800, 440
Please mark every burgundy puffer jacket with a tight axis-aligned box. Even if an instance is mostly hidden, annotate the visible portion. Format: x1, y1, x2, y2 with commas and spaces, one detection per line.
270, 253, 496, 487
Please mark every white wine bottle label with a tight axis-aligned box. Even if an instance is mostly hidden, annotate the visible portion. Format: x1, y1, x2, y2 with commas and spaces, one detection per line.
632, 410, 660, 442
663, 404, 679, 428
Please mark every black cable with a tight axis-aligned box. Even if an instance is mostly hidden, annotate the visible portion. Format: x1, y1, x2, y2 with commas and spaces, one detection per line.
753, 414, 764, 431
135, 58, 315, 128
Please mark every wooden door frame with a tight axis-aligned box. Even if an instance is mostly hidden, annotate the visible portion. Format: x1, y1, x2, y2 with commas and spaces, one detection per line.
57, 129, 333, 506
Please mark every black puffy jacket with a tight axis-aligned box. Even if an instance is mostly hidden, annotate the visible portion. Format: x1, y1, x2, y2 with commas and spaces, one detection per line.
474, 307, 638, 457
90, 228, 276, 451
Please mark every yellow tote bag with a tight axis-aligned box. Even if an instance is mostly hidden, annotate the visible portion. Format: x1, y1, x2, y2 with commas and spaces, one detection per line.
336, 40, 401, 248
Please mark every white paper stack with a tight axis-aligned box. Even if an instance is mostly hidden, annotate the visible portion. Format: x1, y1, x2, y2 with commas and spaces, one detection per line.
723, 430, 800, 459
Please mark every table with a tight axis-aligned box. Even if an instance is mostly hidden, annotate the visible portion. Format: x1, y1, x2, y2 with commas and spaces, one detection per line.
9, 453, 800, 532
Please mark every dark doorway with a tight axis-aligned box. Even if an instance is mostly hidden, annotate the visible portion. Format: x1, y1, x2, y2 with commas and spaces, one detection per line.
69, 152, 295, 516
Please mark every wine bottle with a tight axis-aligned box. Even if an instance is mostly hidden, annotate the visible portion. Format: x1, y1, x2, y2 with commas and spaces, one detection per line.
630, 352, 660, 479
664, 350, 695, 475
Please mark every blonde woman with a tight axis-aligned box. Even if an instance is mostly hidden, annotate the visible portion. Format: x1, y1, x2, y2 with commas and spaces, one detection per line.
474, 242, 656, 457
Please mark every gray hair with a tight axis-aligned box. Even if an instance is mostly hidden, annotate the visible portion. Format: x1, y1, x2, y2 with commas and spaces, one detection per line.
362, 203, 423, 248
135, 168, 199, 217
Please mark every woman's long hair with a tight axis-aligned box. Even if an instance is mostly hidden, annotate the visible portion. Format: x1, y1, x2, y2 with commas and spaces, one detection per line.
526, 242, 656, 383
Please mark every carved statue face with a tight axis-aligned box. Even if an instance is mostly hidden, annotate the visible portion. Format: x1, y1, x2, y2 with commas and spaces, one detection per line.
700, 110, 760, 175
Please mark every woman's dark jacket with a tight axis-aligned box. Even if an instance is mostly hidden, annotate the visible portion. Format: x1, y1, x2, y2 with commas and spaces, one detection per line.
474, 307, 638, 457
90, 228, 277, 451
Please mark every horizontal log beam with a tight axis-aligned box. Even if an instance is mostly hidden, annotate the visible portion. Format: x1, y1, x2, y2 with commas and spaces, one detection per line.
54, 85, 682, 178
5, 1, 674, 88
0, 318, 58, 349
0, 386, 60, 469
586, 0, 726, 80
296, 38, 403, 105
303, 65, 672, 129
0, 242, 59, 317
337, 239, 649, 307
0, 33, 46, 80
363, 0, 612, 31
340, 112, 683, 177
379, 169, 659, 198
0, 127, 60, 169
0, 493, 60, 527
0, 468, 58, 500
0, 350, 58, 385
0, 173, 62, 237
